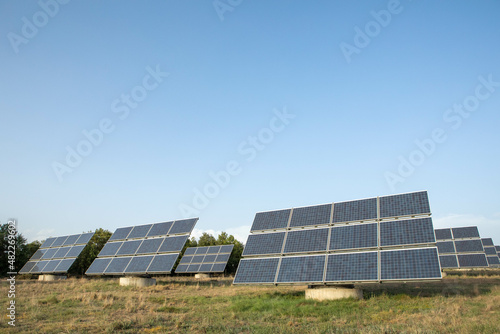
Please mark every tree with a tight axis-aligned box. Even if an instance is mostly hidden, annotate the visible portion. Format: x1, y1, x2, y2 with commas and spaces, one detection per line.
0, 222, 32, 276
197, 232, 216, 246
68, 228, 111, 276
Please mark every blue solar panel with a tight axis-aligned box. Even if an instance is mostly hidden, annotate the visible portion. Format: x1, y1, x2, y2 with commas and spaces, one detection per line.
487, 256, 500, 266
62, 234, 80, 246
51, 236, 69, 248
179, 255, 193, 264
147, 254, 179, 273
86, 258, 112, 275
216, 253, 230, 263
482, 238, 494, 247
187, 264, 201, 272
454, 240, 484, 253
484, 247, 497, 255
233, 258, 280, 284
54, 258, 76, 273
332, 198, 377, 223
75, 232, 94, 245
242, 232, 285, 256
207, 246, 221, 254
66, 245, 85, 258
127, 224, 153, 239
195, 247, 209, 255
31, 260, 49, 273
452, 227, 479, 239
330, 224, 377, 250
136, 238, 163, 255
277, 256, 325, 283
204, 254, 217, 262
379, 191, 430, 219
175, 244, 234, 273
169, 218, 197, 235
283, 228, 329, 254
496, 246, 500, 252
220, 245, 234, 253
19, 261, 36, 274
436, 241, 455, 254
191, 255, 205, 263
31, 249, 44, 261
211, 263, 228, 272
116, 240, 142, 256
40, 248, 58, 260
251, 209, 291, 231
146, 221, 173, 237
434, 228, 452, 240
124, 256, 154, 273
41, 260, 61, 273
108, 227, 133, 241
380, 218, 435, 247
381, 248, 441, 280
457, 254, 488, 267
158, 235, 189, 253
199, 263, 214, 272
325, 252, 378, 282
176, 264, 189, 272
184, 248, 197, 255
439, 255, 458, 268
40, 237, 56, 249
53, 247, 71, 259
98, 242, 123, 257
105, 257, 132, 274
289, 204, 331, 228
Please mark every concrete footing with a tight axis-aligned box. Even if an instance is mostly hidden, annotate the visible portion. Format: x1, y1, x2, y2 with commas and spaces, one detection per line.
38, 275, 67, 281
119, 277, 156, 287
195, 273, 211, 279
305, 286, 363, 301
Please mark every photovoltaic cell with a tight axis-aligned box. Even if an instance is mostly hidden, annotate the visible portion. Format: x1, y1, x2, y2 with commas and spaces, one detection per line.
51, 236, 69, 247
169, 218, 197, 235
220, 245, 234, 253
481, 238, 494, 247
211, 263, 228, 272
31, 260, 49, 273
436, 241, 455, 254
277, 256, 325, 283
62, 234, 80, 246
380, 218, 435, 247
289, 204, 331, 228
184, 248, 197, 255
116, 240, 142, 256
187, 264, 201, 272
454, 240, 484, 253
41, 260, 61, 273
86, 258, 112, 274
191, 255, 205, 263
127, 224, 153, 239
452, 227, 479, 239
146, 221, 173, 237
75, 233, 94, 245
124, 256, 154, 273
325, 252, 378, 282
105, 257, 132, 274
330, 224, 377, 250
379, 191, 430, 219
207, 246, 221, 254
19, 261, 36, 274
251, 209, 291, 231
147, 254, 179, 273
40, 248, 58, 260
233, 258, 280, 284
180, 255, 193, 264
204, 254, 217, 262
243, 232, 285, 256
136, 238, 163, 255
199, 263, 214, 272
195, 247, 209, 255
457, 254, 488, 267
487, 256, 500, 266
98, 242, 123, 257
40, 237, 56, 249
54, 259, 76, 273
53, 247, 71, 259
66, 245, 85, 258
381, 248, 441, 280
484, 247, 497, 255
439, 255, 458, 268
158, 235, 189, 253
332, 198, 377, 223
216, 253, 230, 263
31, 249, 44, 261
176, 264, 189, 272
284, 228, 328, 254
108, 227, 133, 241
435, 228, 452, 240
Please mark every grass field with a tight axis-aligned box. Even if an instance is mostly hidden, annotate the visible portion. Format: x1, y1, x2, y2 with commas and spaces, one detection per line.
1, 273, 500, 333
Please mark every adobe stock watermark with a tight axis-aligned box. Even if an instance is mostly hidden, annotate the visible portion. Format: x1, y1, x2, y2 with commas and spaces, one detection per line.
213, 0, 243, 21
178, 107, 295, 217
339, 0, 407, 64
52, 65, 169, 182
7, 0, 71, 54
385, 74, 499, 191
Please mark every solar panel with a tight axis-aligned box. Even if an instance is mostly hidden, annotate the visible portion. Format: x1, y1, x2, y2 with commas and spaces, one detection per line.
19, 261, 37, 274
436, 241, 455, 254
439, 255, 458, 268
380, 218, 435, 247
332, 198, 377, 223
452, 227, 480, 239
242, 232, 285, 256
175, 264, 189, 272
54, 259, 77, 273
380, 248, 441, 280
191, 255, 205, 263
207, 246, 221, 254
235, 191, 442, 285
30, 260, 49, 274
484, 247, 497, 255
41, 260, 61, 273
454, 240, 484, 253
379, 191, 430, 219
53, 247, 71, 259
487, 256, 500, 266
86, 218, 197, 276
325, 252, 378, 282
204, 254, 217, 262
481, 238, 494, 247
40, 237, 56, 249
277, 255, 325, 283
184, 248, 197, 255
62, 234, 80, 246
40, 248, 58, 260
233, 258, 280, 284
457, 254, 488, 267
195, 246, 209, 255
220, 245, 234, 253
289, 204, 332, 228
51, 236, 69, 247
434, 228, 452, 240
496, 246, 500, 252
251, 209, 291, 231
283, 228, 329, 254
75, 232, 94, 245
31, 249, 45, 261
175, 244, 234, 273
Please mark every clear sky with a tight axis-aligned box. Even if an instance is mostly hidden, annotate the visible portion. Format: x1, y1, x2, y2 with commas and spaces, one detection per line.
1, 0, 499, 245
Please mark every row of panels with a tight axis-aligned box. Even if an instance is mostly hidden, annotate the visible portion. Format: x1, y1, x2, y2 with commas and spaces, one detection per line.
176, 262, 228, 273
434, 227, 480, 240
251, 191, 430, 231
184, 245, 234, 255
179, 253, 231, 265
108, 218, 198, 241
40, 232, 94, 249
438, 254, 492, 268
29, 245, 86, 261
244, 218, 435, 256
234, 248, 441, 284
436, 240, 485, 254
86, 254, 179, 275
98, 235, 189, 257
19, 258, 76, 274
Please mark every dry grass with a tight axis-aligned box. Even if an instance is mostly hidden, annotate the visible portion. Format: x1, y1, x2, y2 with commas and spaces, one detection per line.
1, 275, 499, 333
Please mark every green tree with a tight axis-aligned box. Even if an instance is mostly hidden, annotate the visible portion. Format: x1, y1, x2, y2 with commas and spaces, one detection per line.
198, 232, 217, 246
69, 228, 111, 276
0, 222, 30, 276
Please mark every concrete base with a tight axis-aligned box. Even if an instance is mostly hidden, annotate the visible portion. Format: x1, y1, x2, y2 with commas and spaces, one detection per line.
195, 273, 211, 279
119, 277, 156, 287
305, 286, 363, 301
38, 275, 67, 281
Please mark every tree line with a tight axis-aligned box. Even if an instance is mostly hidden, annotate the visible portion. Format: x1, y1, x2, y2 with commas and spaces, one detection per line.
0, 223, 244, 277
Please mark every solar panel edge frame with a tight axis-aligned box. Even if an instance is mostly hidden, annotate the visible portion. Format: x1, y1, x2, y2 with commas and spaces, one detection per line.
379, 247, 442, 282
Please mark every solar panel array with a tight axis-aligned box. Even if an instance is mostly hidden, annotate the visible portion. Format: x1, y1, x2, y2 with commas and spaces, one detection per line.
434, 226, 489, 268
175, 245, 234, 273
234, 191, 442, 285
86, 218, 198, 275
482, 238, 500, 267
19, 232, 95, 274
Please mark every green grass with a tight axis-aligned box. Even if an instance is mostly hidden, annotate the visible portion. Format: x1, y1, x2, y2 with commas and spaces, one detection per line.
1, 275, 499, 333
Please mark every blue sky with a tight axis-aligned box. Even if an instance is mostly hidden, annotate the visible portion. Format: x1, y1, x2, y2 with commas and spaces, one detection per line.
1, 0, 499, 245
